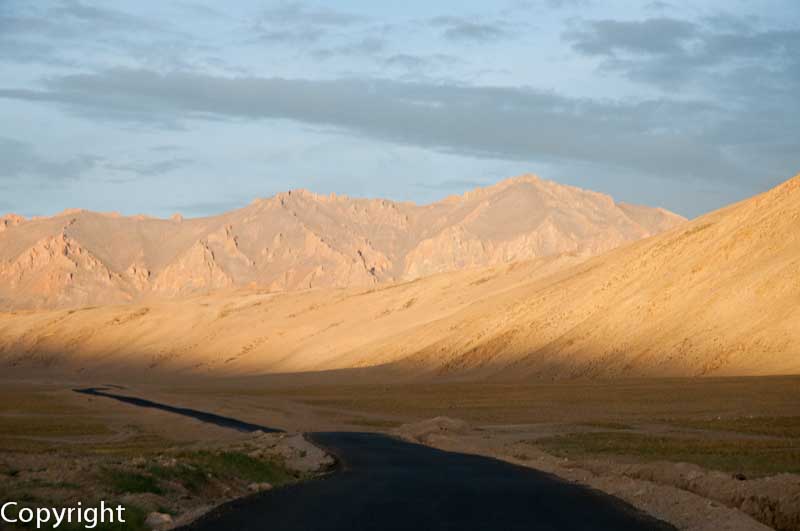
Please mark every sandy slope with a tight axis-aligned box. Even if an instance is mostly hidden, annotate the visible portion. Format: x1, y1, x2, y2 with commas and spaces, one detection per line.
0, 255, 583, 376
0, 174, 797, 380
0, 175, 683, 310
391, 173, 800, 379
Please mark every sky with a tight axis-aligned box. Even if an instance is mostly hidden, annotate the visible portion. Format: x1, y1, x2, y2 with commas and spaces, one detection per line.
1, 0, 799, 219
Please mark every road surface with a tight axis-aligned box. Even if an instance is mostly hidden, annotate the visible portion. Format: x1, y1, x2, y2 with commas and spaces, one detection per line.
76, 388, 674, 530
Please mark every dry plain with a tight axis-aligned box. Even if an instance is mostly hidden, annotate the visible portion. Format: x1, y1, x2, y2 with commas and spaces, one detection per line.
2, 376, 800, 530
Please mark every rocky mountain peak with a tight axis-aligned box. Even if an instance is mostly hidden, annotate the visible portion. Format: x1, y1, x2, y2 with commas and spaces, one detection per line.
0, 175, 686, 310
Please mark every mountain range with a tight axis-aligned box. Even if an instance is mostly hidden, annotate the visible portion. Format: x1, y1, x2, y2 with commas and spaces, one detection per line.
0, 175, 683, 310
4, 174, 797, 381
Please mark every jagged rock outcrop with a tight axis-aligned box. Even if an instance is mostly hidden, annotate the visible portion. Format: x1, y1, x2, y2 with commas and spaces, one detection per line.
0, 175, 685, 310
0, 232, 132, 309
152, 241, 235, 297
0, 214, 25, 232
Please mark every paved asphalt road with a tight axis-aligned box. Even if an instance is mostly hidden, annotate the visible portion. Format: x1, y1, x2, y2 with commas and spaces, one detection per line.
182, 432, 674, 530
74, 387, 283, 433
75, 388, 674, 530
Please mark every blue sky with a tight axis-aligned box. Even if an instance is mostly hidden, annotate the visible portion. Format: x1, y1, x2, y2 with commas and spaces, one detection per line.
1, 0, 799, 218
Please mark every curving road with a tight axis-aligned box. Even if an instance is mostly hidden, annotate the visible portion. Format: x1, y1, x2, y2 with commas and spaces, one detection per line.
75, 389, 674, 530
181, 431, 673, 531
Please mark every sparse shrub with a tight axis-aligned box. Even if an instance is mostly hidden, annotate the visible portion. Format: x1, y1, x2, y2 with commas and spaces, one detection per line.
102, 469, 162, 495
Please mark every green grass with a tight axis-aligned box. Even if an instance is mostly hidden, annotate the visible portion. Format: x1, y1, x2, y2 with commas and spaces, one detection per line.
187, 451, 296, 484
102, 469, 163, 495
147, 451, 296, 494
537, 432, 800, 477
668, 416, 800, 438
148, 462, 210, 494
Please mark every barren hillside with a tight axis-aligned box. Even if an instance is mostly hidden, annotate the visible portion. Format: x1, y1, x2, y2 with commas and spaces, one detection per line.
0, 175, 683, 310
0, 174, 797, 380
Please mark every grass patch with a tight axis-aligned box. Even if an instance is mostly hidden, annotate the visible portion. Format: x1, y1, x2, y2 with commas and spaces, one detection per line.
156, 505, 176, 516
102, 469, 163, 495
581, 421, 633, 430
537, 432, 800, 477
148, 463, 209, 494
222, 375, 800, 425
18, 479, 82, 491
0, 437, 57, 452
669, 416, 800, 438
187, 451, 295, 485
148, 451, 296, 493
0, 390, 79, 415
0, 416, 111, 437
86, 434, 175, 457
0, 463, 20, 477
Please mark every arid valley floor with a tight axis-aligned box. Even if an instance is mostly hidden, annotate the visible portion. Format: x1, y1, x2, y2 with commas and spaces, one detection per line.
2, 376, 800, 530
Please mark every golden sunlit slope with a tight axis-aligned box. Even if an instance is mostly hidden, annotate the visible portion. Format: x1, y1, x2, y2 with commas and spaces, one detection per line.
0, 255, 584, 377
0, 174, 796, 380
392, 173, 800, 379
0, 175, 683, 310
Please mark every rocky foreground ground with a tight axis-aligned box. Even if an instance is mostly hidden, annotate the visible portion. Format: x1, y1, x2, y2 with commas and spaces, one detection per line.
0, 429, 333, 530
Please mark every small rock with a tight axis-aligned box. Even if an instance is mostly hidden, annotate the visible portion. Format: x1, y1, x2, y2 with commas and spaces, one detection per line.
130, 457, 147, 467
685, 470, 703, 481
158, 457, 178, 468
247, 482, 273, 493
145, 512, 172, 529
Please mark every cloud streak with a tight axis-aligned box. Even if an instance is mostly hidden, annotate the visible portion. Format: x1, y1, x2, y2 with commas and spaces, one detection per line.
566, 18, 697, 55
0, 136, 192, 184
430, 16, 512, 42
104, 157, 193, 177
565, 16, 800, 93
0, 137, 99, 181
0, 68, 773, 184
252, 1, 364, 44
0, 1, 798, 218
